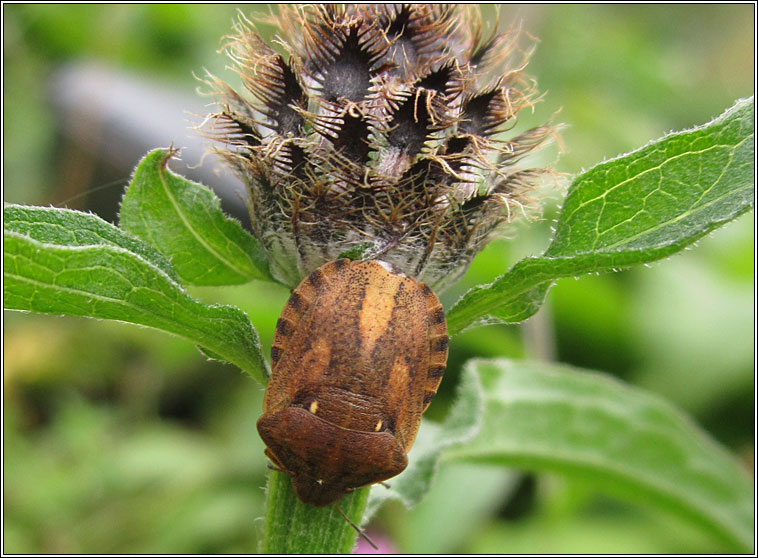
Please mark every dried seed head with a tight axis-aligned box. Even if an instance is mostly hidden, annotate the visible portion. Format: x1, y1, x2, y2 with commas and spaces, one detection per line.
202, 5, 555, 291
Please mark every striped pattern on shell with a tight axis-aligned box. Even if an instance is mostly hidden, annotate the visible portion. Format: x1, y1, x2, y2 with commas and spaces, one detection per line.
203, 5, 553, 291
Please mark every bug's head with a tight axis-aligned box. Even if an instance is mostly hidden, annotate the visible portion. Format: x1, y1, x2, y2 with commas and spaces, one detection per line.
257, 406, 408, 507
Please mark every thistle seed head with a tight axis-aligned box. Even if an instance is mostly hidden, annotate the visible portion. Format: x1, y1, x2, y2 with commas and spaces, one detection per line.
203, 5, 555, 291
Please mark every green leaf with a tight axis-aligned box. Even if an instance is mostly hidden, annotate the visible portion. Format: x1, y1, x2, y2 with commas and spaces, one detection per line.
444, 359, 754, 553
447, 97, 754, 334
3, 210, 269, 384
3, 203, 179, 281
120, 148, 272, 286
337, 242, 375, 261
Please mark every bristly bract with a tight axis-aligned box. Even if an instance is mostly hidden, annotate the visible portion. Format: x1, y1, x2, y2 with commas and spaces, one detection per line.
203, 5, 554, 291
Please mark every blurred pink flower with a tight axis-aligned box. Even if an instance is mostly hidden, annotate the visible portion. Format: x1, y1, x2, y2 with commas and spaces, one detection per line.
353, 531, 396, 554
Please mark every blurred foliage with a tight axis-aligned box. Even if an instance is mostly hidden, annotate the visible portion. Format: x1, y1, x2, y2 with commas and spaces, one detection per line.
3, 4, 754, 554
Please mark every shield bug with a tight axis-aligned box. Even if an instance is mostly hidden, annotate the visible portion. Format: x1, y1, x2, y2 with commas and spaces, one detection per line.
257, 258, 448, 507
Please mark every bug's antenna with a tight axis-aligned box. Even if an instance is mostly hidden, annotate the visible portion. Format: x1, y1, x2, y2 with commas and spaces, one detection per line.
55, 176, 130, 206
335, 503, 378, 551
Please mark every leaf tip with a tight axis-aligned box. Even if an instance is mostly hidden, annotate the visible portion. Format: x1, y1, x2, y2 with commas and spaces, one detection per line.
162, 144, 182, 171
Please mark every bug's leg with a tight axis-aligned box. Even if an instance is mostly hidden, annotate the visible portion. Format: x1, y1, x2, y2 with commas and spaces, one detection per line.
264, 448, 286, 473
335, 503, 378, 550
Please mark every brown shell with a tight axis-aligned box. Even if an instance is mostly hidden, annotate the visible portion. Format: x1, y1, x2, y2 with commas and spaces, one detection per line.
257, 258, 448, 506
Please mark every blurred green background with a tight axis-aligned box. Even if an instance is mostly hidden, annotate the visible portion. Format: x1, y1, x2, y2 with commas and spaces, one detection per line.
3, 4, 754, 554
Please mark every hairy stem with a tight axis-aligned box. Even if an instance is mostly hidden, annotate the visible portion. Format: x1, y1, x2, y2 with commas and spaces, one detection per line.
260, 470, 371, 554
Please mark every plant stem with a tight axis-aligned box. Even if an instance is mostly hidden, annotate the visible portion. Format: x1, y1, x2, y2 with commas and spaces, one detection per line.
259, 469, 371, 554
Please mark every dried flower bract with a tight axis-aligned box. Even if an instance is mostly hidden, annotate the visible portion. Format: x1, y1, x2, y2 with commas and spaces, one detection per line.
203, 5, 554, 291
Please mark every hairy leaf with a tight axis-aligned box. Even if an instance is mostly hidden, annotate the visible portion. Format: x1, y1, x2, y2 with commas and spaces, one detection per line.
447, 97, 754, 334
444, 359, 754, 552
4, 203, 179, 281
3, 216, 269, 384
120, 148, 271, 285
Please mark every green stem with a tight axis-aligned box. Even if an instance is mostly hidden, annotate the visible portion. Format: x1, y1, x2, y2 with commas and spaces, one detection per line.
260, 470, 371, 553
